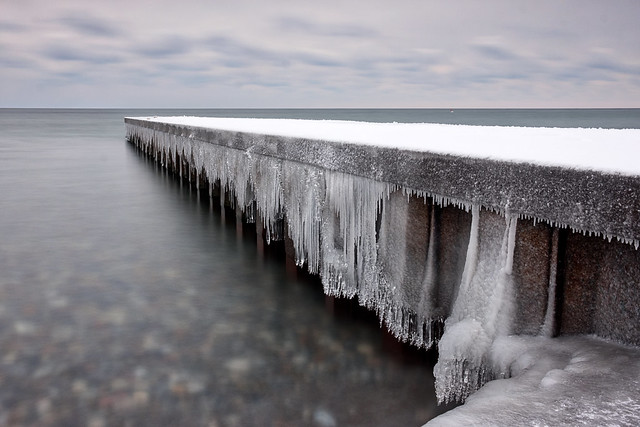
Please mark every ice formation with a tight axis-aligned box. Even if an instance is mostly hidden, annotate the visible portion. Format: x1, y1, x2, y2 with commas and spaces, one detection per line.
434, 208, 519, 403
426, 335, 640, 426
125, 121, 531, 399
126, 123, 448, 350
540, 228, 559, 338
126, 118, 640, 422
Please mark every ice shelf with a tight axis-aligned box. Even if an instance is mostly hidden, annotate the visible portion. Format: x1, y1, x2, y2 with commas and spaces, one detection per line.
125, 117, 640, 423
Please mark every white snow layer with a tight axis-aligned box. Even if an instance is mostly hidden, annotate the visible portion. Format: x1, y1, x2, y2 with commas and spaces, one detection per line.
134, 116, 640, 176
426, 335, 640, 426
126, 120, 640, 426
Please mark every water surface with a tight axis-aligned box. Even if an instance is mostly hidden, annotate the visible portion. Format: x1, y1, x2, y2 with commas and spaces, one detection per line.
0, 109, 448, 426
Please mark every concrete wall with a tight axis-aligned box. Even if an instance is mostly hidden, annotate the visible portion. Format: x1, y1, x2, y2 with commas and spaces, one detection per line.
125, 118, 640, 347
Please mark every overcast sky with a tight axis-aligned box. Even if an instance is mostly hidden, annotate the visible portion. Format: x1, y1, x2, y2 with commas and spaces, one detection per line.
2, 0, 639, 108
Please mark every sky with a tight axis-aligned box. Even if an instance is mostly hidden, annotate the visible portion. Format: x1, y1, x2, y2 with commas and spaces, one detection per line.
1, 0, 639, 108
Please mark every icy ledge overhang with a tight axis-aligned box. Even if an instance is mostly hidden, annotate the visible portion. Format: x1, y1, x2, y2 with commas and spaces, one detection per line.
125, 117, 640, 247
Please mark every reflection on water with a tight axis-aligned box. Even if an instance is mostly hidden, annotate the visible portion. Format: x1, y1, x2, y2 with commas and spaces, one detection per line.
0, 110, 448, 426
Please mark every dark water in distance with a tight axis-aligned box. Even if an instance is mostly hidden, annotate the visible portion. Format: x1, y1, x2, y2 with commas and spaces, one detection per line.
0, 108, 636, 425
4, 107, 640, 128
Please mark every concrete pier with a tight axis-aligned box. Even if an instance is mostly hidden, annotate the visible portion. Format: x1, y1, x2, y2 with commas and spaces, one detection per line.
125, 116, 640, 403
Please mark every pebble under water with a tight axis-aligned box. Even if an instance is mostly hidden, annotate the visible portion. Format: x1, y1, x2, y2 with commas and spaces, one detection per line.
0, 109, 449, 426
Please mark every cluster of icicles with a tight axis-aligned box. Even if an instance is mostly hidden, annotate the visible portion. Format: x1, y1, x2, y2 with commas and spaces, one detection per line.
126, 123, 633, 404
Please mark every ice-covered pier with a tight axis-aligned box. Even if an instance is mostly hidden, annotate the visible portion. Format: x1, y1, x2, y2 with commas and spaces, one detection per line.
125, 117, 640, 418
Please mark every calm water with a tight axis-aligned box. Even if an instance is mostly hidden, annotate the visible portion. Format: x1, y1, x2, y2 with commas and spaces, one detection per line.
0, 108, 637, 426
85, 107, 640, 127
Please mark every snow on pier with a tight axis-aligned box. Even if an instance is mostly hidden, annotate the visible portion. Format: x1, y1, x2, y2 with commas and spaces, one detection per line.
125, 117, 640, 424
126, 117, 640, 246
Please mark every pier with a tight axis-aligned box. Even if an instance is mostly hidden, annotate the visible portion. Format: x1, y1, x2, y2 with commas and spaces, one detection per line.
125, 116, 640, 406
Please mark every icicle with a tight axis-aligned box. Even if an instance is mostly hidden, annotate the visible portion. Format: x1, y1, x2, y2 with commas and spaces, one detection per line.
457, 204, 480, 302
282, 162, 324, 273
376, 191, 410, 341
251, 155, 284, 243
320, 171, 389, 303
503, 215, 517, 275
434, 208, 518, 404
416, 203, 439, 348
540, 228, 559, 337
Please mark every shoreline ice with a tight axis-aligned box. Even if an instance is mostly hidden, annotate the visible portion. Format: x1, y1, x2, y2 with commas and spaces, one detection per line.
426, 334, 640, 426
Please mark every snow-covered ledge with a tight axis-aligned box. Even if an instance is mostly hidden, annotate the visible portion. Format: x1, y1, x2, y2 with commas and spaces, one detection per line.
125, 117, 640, 246
125, 117, 640, 424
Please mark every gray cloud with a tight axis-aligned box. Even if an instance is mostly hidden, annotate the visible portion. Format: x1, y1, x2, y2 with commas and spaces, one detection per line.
289, 52, 343, 68
0, 56, 33, 69
585, 58, 640, 77
204, 35, 287, 66
471, 43, 520, 62
203, 34, 352, 70
276, 16, 379, 38
58, 14, 123, 38
135, 36, 191, 58
43, 44, 122, 65
0, 20, 27, 33
1, 0, 639, 107
47, 70, 94, 84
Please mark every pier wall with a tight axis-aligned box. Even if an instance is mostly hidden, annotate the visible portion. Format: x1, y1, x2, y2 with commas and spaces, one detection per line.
124, 117, 640, 403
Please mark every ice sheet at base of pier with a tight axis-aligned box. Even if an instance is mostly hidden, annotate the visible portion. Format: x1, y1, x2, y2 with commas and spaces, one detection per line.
426, 335, 640, 426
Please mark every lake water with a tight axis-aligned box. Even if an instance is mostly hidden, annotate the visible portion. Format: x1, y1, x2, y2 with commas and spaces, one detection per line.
0, 108, 637, 426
